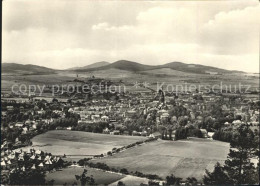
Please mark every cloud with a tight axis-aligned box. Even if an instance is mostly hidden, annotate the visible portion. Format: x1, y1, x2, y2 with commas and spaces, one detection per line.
200, 5, 260, 55
92, 22, 133, 32
2, 0, 259, 72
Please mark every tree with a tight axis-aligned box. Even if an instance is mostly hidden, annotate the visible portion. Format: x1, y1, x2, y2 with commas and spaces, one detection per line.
148, 180, 160, 186
75, 169, 95, 186
178, 117, 188, 127
165, 174, 182, 185
185, 177, 198, 186
203, 162, 231, 185
120, 168, 129, 174
8, 169, 46, 185
52, 98, 58, 103
168, 128, 173, 140
224, 124, 258, 184
158, 126, 166, 140
235, 115, 242, 121
117, 181, 125, 186
175, 127, 188, 140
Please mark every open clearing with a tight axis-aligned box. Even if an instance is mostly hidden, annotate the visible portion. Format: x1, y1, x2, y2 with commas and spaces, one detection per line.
91, 138, 229, 181
2, 70, 259, 93
109, 175, 149, 186
46, 166, 125, 185
21, 130, 145, 156
46, 166, 149, 186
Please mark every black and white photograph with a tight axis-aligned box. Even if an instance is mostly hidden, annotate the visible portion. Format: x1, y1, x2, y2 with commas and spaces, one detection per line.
1, 0, 259, 185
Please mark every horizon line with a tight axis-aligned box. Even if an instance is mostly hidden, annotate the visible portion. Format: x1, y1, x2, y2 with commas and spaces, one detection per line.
1, 60, 256, 73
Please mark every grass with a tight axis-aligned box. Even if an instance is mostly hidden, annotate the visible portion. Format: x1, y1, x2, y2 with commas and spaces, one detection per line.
46, 166, 125, 185
109, 175, 149, 186
21, 130, 145, 156
2, 70, 259, 93
91, 138, 230, 181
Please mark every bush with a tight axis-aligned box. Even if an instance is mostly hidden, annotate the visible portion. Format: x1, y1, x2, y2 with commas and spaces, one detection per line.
146, 174, 161, 180
117, 181, 125, 186
120, 168, 129, 174
213, 130, 233, 142
175, 127, 188, 140
148, 180, 160, 186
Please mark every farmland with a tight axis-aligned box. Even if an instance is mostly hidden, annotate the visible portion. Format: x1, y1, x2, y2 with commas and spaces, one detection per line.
91, 138, 230, 181
46, 166, 125, 185
2, 67, 259, 94
21, 130, 145, 157
46, 166, 150, 186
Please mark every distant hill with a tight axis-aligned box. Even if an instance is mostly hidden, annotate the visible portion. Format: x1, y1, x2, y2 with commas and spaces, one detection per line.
75, 60, 155, 72
2, 63, 56, 75
2, 61, 244, 75
74, 60, 243, 74
67, 61, 110, 70
159, 62, 231, 74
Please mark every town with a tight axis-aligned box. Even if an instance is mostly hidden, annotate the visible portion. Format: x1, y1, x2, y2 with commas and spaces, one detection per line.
1, 77, 259, 185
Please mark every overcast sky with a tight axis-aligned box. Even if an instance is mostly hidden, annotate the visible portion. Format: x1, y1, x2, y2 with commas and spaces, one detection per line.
2, 0, 259, 72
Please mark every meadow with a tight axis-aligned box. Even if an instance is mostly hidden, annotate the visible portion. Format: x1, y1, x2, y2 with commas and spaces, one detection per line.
46, 166, 125, 185
46, 166, 150, 185
2, 68, 259, 93
91, 138, 230, 181
21, 130, 145, 157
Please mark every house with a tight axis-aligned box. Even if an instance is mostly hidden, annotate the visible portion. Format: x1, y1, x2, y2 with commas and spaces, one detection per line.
132, 131, 141, 136
200, 129, 208, 138
161, 113, 169, 120
7, 106, 14, 111
35, 150, 43, 155
110, 130, 120, 135
15, 122, 24, 128
125, 110, 137, 118
91, 114, 100, 120
207, 132, 215, 139
22, 127, 28, 134
232, 120, 242, 125
101, 115, 109, 122
205, 71, 219, 75
103, 128, 110, 134
2, 111, 7, 117
141, 131, 148, 136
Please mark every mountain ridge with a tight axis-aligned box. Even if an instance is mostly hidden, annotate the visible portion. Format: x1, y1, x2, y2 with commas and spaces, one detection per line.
2, 60, 245, 75
74, 60, 244, 74
2, 63, 57, 75
66, 61, 110, 70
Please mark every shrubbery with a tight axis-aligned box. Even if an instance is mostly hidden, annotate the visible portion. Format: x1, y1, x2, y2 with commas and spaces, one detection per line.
212, 130, 233, 142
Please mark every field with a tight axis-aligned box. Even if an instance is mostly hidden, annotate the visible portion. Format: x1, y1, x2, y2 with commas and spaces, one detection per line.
2, 69, 259, 94
110, 175, 149, 186
46, 166, 150, 186
91, 138, 230, 181
21, 130, 145, 157
46, 166, 125, 185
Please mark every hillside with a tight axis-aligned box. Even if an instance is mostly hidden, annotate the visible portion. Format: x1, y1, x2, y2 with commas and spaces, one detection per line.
67, 61, 110, 70
74, 60, 243, 74
160, 62, 231, 74
2, 63, 56, 75
75, 60, 155, 72
2, 61, 244, 75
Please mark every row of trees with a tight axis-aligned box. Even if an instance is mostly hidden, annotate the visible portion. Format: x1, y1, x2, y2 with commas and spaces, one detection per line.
72, 122, 108, 133
159, 126, 203, 141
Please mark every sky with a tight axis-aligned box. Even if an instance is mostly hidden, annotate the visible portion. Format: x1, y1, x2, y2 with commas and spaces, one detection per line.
2, 0, 260, 72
